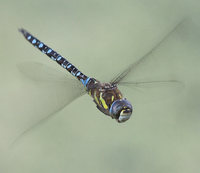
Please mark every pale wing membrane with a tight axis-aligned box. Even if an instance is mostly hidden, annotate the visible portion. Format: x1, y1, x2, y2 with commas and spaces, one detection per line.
17, 61, 81, 82
12, 62, 86, 145
110, 19, 186, 84
118, 80, 184, 104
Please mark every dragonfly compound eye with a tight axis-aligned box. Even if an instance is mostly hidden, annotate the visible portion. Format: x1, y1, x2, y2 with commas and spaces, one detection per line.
109, 99, 132, 123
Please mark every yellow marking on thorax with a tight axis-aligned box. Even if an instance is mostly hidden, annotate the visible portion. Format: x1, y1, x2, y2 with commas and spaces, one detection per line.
100, 92, 108, 109
118, 93, 122, 99
94, 91, 100, 105
112, 95, 114, 102
88, 90, 92, 96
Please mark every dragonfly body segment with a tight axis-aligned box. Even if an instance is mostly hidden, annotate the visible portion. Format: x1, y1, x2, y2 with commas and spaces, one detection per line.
19, 29, 133, 122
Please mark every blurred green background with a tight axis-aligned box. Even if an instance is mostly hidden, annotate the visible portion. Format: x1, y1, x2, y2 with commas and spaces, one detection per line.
0, 0, 200, 172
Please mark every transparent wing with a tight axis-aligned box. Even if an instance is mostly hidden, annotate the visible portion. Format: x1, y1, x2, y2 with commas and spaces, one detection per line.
17, 61, 84, 82
12, 62, 86, 145
118, 80, 184, 104
110, 19, 186, 85
110, 19, 187, 103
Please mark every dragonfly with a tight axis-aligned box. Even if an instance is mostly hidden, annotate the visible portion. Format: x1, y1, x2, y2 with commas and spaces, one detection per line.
15, 20, 184, 143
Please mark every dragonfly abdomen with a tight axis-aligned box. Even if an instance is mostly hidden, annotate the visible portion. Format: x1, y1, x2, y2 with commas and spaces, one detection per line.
19, 29, 89, 86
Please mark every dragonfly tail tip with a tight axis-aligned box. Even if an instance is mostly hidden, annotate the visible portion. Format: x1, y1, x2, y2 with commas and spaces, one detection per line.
18, 28, 26, 35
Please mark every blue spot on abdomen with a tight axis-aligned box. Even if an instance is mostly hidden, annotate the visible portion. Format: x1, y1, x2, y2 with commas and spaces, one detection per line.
67, 64, 71, 69
32, 39, 36, 44
57, 56, 62, 61
47, 49, 52, 54
38, 43, 43, 48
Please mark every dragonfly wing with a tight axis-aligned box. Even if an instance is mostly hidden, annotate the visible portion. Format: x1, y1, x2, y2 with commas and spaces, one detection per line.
110, 19, 186, 85
12, 62, 86, 144
17, 61, 81, 82
118, 80, 184, 104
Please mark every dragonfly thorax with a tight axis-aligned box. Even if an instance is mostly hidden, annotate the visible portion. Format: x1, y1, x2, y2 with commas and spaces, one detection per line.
86, 78, 132, 122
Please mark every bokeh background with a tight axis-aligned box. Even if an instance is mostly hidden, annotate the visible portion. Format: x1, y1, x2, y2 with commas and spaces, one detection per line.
0, 0, 200, 172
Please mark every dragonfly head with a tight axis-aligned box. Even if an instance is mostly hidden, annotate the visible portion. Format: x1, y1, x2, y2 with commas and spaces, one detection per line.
109, 99, 132, 123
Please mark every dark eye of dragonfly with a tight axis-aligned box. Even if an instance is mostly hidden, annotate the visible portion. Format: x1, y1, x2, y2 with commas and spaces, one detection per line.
117, 107, 132, 123
109, 99, 133, 123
